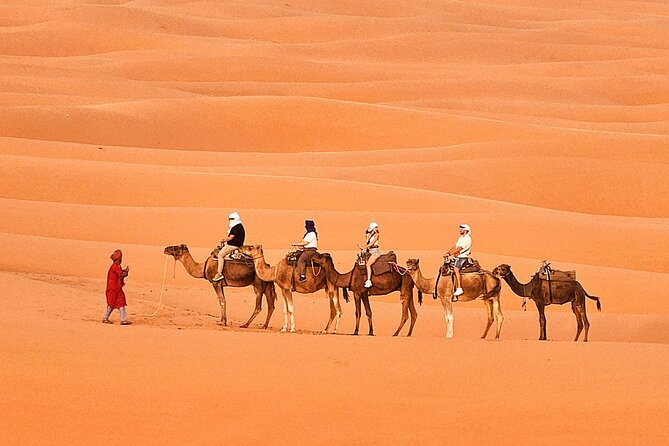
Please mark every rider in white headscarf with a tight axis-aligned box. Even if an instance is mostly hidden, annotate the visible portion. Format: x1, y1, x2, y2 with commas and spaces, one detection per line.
213, 212, 246, 282
362, 221, 380, 288
444, 224, 472, 301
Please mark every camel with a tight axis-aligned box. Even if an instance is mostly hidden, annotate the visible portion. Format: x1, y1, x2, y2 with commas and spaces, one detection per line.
163, 244, 277, 328
406, 259, 503, 339
238, 245, 341, 334
492, 264, 602, 341
312, 252, 419, 337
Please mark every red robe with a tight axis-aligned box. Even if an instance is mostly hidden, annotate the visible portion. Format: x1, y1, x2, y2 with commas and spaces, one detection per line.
106, 263, 127, 309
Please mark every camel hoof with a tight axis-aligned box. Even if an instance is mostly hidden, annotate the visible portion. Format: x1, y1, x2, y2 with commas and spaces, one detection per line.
280, 327, 288, 333
240, 324, 249, 329
217, 321, 226, 326
290, 328, 296, 333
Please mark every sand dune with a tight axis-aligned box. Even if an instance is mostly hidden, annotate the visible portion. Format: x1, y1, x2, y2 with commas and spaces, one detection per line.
1, 0, 667, 444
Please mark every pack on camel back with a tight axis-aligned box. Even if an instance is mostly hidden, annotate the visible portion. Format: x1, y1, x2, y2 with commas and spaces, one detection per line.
357, 250, 402, 276
536, 260, 576, 304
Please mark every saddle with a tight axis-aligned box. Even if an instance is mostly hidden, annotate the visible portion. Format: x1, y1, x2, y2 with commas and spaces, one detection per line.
356, 251, 397, 276
286, 250, 301, 266
440, 258, 481, 276
210, 246, 253, 263
286, 250, 325, 266
538, 262, 576, 282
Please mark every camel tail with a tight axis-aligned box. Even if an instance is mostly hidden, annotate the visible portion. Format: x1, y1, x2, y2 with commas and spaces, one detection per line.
418, 290, 423, 306
587, 292, 601, 311
579, 283, 601, 311
342, 287, 349, 303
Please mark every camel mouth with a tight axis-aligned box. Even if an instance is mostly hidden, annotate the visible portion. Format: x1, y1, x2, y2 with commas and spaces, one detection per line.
491, 266, 508, 277
405, 259, 419, 270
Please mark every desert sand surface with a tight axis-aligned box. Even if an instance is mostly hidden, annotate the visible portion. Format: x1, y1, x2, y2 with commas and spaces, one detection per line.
1, 0, 668, 444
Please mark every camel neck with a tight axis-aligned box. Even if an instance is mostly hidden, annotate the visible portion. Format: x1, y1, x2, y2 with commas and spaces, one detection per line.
252, 254, 276, 282
410, 268, 435, 294
504, 271, 531, 297
178, 251, 205, 279
322, 258, 353, 288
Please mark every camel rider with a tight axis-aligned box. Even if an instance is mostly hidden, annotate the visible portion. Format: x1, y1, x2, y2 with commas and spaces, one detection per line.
445, 224, 472, 301
213, 212, 246, 282
362, 221, 380, 288
292, 219, 318, 283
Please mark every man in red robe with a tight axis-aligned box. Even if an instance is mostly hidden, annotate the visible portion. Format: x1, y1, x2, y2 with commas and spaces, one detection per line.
103, 249, 132, 325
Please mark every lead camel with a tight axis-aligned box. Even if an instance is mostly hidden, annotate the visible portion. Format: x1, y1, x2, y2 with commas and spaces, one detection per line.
164, 244, 277, 328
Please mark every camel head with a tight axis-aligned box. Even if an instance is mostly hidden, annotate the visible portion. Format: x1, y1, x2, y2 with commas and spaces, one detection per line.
492, 264, 511, 278
238, 244, 263, 259
164, 244, 189, 258
406, 258, 420, 271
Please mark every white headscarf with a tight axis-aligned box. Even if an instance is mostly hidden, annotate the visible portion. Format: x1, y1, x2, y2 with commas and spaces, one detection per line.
228, 212, 242, 233
459, 224, 471, 235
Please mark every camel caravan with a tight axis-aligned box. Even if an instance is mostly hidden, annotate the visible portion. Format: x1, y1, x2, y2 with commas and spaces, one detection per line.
163, 215, 602, 341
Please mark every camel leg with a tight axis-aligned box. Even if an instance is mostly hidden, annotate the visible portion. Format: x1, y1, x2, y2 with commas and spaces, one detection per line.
213, 283, 227, 326
285, 292, 296, 333
280, 288, 291, 332
332, 289, 342, 334
582, 301, 591, 342
441, 297, 454, 339
362, 293, 374, 336
352, 293, 362, 335
406, 293, 418, 337
492, 297, 504, 340
324, 298, 336, 333
393, 298, 410, 337
481, 298, 494, 339
572, 300, 584, 342
241, 282, 264, 329
262, 284, 276, 329
537, 303, 547, 341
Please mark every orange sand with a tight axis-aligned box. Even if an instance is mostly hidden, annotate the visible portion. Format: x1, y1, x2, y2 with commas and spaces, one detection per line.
1, 0, 667, 444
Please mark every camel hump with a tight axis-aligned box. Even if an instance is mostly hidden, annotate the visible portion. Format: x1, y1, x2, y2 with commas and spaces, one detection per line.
539, 269, 576, 282
538, 262, 576, 281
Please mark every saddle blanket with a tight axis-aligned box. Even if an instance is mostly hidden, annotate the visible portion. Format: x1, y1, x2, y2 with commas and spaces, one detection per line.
210, 247, 252, 263
440, 258, 481, 275
357, 251, 397, 276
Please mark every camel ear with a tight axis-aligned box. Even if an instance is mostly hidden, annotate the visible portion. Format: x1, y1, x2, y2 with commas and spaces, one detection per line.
181, 244, 188, 251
